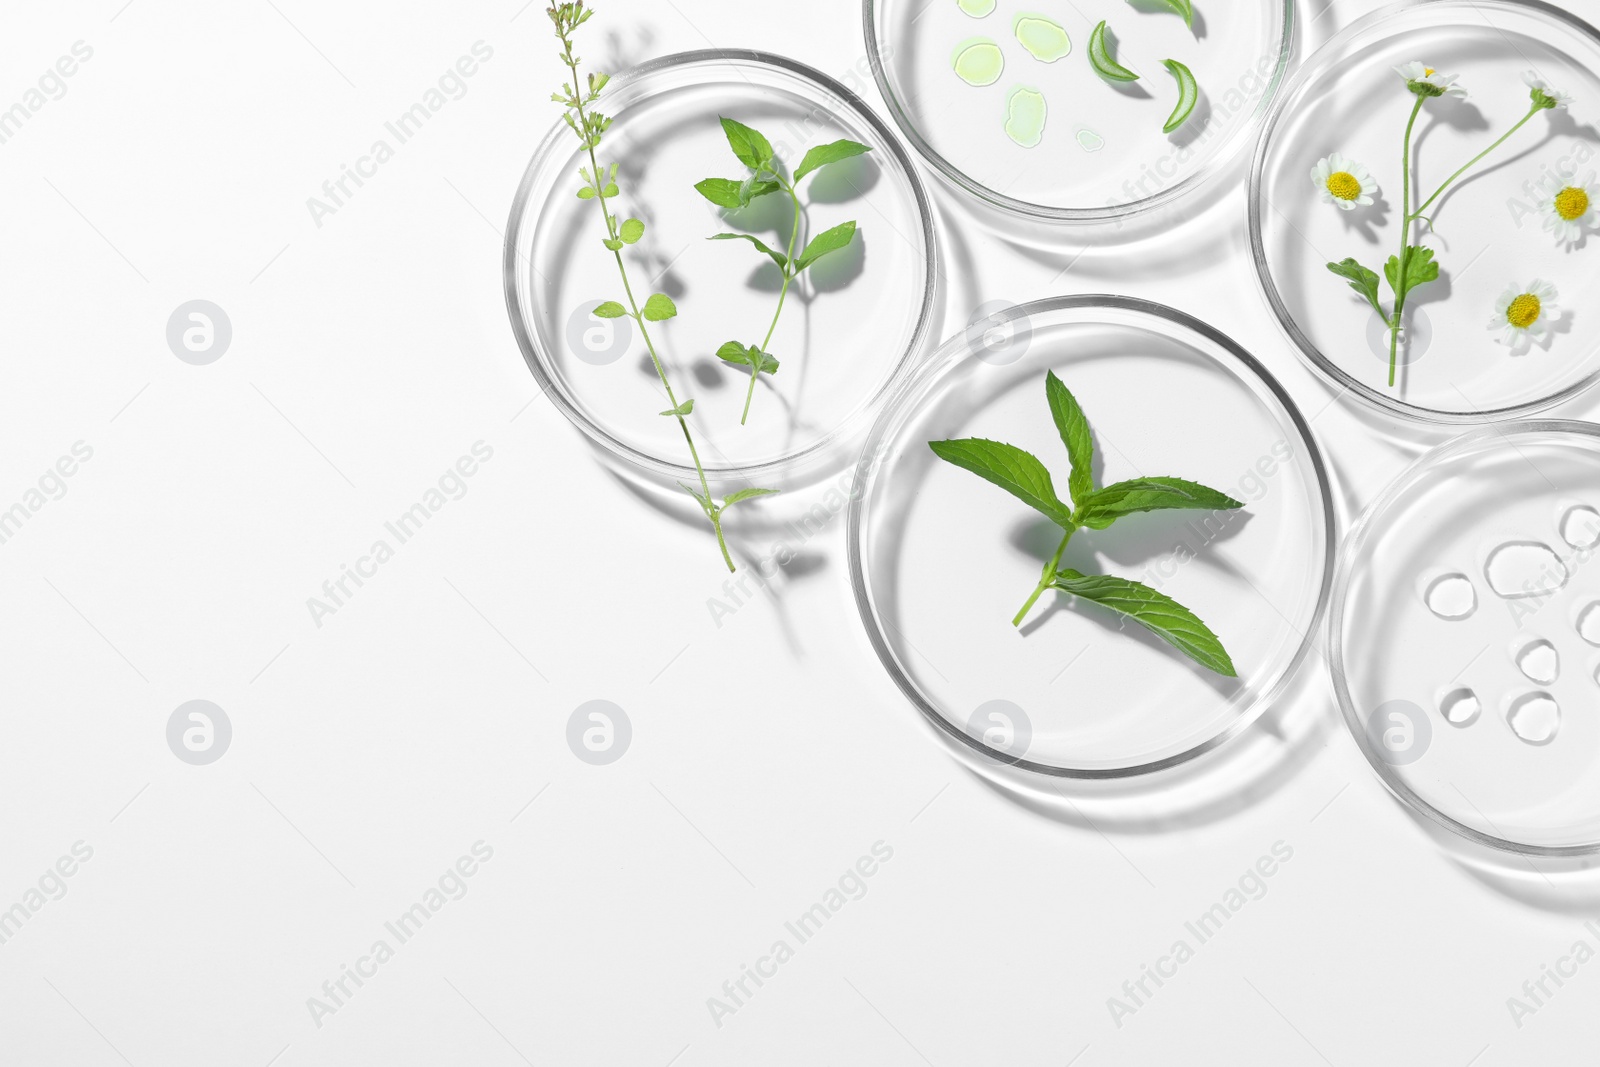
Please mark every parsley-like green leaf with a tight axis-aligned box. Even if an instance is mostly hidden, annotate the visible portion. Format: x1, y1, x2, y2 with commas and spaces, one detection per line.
1326, 258, 1384, 318
1385, 244, 1440, 296
928, 438, 1075, 528
1052, 569, 1236, 676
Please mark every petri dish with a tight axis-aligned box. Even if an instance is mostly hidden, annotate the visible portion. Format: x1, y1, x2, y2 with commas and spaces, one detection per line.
505, 49, 938, 494
1332, 422, 1600, 855
864, 0, 1293, 222
1251, 0, 1600, 424
848, 296, 1335, 777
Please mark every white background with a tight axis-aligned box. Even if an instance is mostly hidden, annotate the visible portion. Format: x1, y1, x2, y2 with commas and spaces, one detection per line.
3, 0, 1600, 1064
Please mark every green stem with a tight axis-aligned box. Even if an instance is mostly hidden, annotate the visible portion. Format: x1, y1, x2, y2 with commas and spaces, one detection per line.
562, 46, 733, 572
1413, 105, 1541, 219
1389, 96, 1425, 389
740, 179, 803, 426
1013, 527, 1075, 627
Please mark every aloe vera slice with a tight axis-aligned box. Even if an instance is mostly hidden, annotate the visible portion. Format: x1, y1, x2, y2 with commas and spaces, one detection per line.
1160, 59, 1197, 133
1133, 0, 1193, 28
1087, 21, 1138, 81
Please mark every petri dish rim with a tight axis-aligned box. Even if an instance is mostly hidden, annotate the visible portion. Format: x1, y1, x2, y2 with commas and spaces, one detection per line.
861, 0, 1296, 224
1328, 420, 1600, 856
1247, 0, 1600, 427
503, 48, 941, 483
847, 294, 1339, 778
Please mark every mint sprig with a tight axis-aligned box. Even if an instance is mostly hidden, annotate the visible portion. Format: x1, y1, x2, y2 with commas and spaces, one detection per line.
697, 122, 870, 424
929, 370, 1242, 676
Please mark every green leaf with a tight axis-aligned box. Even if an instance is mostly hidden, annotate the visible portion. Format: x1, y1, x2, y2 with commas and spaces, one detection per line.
1327, 258, 1384, 318
620, 218, 645, 244
602, 182, 619, 197
928, 438, 1075, 528
1133, 0, 1193, 27
1385, 244, 1440, 298
709, 232, 788, 272
795, 220, 857, 271
602, 238, 623, 251
577, 185, 597, 199
794, 138, 873, 181
754, 349, 779, 374
642, 293, 677, 321
720, 116, 774, 170
1088, 21, 1139, 81
716, 341, 753, 366
737, 175, 781, 206
592, 301, 627, 319
1161, 59, 1198, 134
722, 487, 780, 509
1044, 372, 1095, 506
694, 177, 743, 209
1076, 477, 1245, 530
659, 399, 694, 417
1052, 569, 1236, 676
677, 481, 713, 513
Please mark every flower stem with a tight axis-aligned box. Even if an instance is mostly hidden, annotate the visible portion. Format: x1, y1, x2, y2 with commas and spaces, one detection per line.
1413, 105, 1541, 219
741, 178, 804, 426
1389, 96, 1426, 388
1013, 526, 1075, 628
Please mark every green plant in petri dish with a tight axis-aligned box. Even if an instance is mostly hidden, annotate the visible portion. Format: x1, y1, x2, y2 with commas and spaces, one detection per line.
1013, 15, 1071, 62
1004, 87, 1048, 147
952, 39, 1004, 87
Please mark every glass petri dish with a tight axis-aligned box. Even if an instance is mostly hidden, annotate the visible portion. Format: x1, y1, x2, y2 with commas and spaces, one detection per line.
1331, 422, 1600, 855
1251, 0, 1600, 424
848, 296, 1335, 777
505, 50, 938, 494
863, 0, 1293, 223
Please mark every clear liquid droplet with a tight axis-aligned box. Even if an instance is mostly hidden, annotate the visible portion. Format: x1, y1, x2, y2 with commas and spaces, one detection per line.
1424, 573, 1477, 619
1076, 128, 1104, 152
1578, 602, 1600, 647
1515, 639, 1560, 684
1507, 692, 1561, 745
1439, 687, 1481, 726
1014, 15, 1071, 62
952, 40, 1004, 86
1484, 541, 1568, 600
1003, 87, 1048, 148
1561, 505, 1600, 549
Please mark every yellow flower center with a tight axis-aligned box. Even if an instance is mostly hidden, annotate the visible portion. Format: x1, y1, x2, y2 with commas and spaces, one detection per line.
1424, 67, 1436, 76
1555, 186, 1589, 221
1507, 293, 1542, 329
1326, 171, 1362, 201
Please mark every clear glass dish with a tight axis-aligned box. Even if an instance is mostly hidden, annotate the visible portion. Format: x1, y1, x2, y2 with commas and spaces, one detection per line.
505, 49, 939, 494
848, 296, 1335, 777
1331, 422, 1600, 856
863, 0, 1293, 223
1250, 0, 1600, 424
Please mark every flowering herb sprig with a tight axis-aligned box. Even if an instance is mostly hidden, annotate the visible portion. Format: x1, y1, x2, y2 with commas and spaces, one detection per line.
929, 372, 1243, 676
696, 122, 869, 425
1321, 66, 1570, 388
548, 2, 775, 571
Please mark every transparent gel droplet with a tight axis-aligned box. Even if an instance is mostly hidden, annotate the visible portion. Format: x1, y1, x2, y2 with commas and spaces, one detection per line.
957, 0, 996, 16
1507, 692, 1561, 745
1578, 602, 1600, 646
952, 40, 1004, 87
1484, 541, 1568, 600
1076, 128, 1104, 152
1439, 687, 1481, 726
1424, 573, 1477, 619
1004, 87, 1048, 148
1515, 639, 1560, 684
1013, 15, 1071, 62
1561, 505, 1600, 550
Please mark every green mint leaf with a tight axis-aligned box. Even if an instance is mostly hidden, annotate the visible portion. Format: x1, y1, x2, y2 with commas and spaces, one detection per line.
620, 218, 645, 244
1161, 59, 1198, 134
1052, 569, 1236, 676
660, 399, 694, 417
709, 232, 788, 272
1044, 371, 1095, 506
928, 438, 1075, 528
694, 178, 744, 209
722, 487, 780, 509
737, 175, 781, 207
719, 116, 774, 170
795, 220, 857, 271
794, 138, 873, 181
1076, 477, 1244, 530
602, 238, 623, 251
642, 293, 677, 321
592, 301, 627, 319
716, 341, 753, 366
1326, 258, 1384, 317
1133, 0, 1193, 26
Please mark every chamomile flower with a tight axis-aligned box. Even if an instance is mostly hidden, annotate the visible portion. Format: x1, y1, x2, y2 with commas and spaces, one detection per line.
1310, 152, 1378, 211
1537, 170, 1598, 246
1395, 62, 1467, 99
1488, 279, 1559, 354
1523, 71, 1573, 110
